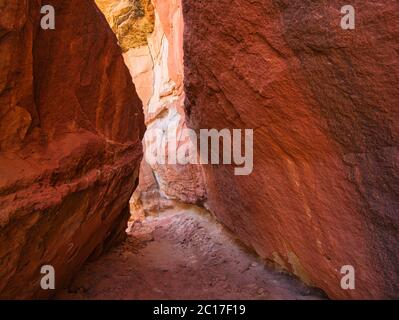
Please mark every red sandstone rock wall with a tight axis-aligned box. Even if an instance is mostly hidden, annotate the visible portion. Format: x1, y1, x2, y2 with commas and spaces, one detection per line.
0, 0, 145, 298
183, 0, 399, 299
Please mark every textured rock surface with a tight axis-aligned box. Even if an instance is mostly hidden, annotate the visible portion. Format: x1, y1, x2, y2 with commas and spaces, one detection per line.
142, 0, 205, 206
183, 0, 399, 299
129, 159, 177, 219
95, 0, 155, 52
97, 0, 206, 215
0, 0, 144, 298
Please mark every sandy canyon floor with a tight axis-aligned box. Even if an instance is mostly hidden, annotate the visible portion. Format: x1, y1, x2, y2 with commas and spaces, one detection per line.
57, 207, 325, 300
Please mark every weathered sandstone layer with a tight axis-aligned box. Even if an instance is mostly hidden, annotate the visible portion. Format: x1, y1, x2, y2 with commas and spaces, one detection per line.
95, 0, 155, 52
97, 0, 206, 215
183, 0, 399, 299
0, 0, 144, 298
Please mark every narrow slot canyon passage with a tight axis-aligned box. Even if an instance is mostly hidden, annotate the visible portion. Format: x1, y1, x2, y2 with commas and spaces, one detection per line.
57, 206, 323, 300
0, 0, 398, 301
55, 0, 324, 300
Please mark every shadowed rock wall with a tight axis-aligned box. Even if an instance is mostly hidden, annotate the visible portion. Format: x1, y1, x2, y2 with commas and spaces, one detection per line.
0, 0, 145, 298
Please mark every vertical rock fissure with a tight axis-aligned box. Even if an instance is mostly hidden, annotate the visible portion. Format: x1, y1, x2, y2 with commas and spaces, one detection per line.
96, 0, 206, 218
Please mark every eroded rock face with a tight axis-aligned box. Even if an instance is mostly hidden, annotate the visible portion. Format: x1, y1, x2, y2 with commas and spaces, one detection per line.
97, 0, 206, 215
0, 0, 145, 298
142, 0, 205, 206
183, 0, 399, 299
95, 0, 155, 52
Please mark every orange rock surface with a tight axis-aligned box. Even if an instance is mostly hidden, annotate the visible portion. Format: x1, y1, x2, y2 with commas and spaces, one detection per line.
183, 0, 399, 299
1, 0, 398, 300
0, 0, 144, 298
